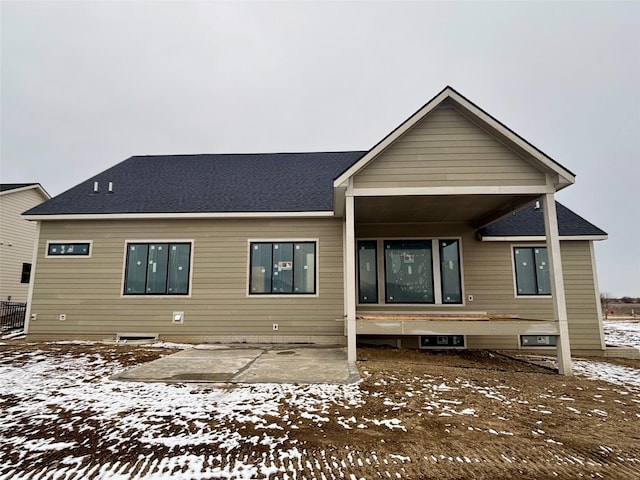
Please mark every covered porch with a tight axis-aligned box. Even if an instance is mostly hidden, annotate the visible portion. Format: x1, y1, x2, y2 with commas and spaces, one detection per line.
341, 188, 574, 374
332, 87, 578, 374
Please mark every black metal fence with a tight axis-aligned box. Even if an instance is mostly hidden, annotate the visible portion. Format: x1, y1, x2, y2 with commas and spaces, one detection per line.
0, 302, 27, 332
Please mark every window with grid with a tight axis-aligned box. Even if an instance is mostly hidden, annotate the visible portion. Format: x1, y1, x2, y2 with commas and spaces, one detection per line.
124, 243, 191, 295
249, 242, 316, 295
513, 246, 551, 295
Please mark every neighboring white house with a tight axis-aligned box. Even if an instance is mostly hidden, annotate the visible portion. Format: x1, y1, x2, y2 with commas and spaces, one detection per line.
0, 184, 50, 302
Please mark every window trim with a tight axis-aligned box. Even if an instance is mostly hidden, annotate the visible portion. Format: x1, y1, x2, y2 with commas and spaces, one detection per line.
511, 244, 552, 298
45, 240, 93, 258
356, 237, 465, 307
121, 240, 194, 298
247, 238, 319, 298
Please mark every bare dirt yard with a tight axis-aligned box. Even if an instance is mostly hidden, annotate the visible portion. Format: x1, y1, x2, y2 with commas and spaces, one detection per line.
1, 323, 640, 480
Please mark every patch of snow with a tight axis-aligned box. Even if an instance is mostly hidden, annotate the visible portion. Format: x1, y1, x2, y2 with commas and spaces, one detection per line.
148, 341, 193, 349
367, 418, 407, 431
546, 439, 564, 445
389, 454, 410, 462
1, 331, 25, 340
573, 359, 640, 390
193, 344, 232, 350
604, 320, 640, 349
0, 348, 364, 480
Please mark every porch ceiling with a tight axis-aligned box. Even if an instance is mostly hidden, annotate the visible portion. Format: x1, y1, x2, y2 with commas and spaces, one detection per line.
354, 194, 540, 226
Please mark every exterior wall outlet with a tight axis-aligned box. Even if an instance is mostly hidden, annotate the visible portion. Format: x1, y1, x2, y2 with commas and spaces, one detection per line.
30, 313, 37, 321
273, 323, 279, 331
467, 295, 474, 302
59, 314, 66, 321
173, 312, 184, 324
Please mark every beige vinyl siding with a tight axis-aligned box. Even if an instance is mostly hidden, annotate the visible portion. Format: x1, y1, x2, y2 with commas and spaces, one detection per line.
355, 223, 603, 352
0, 188, 46, 302
562, 241, 603, 351
29, 218, 345, 340
353, 102, 547, 189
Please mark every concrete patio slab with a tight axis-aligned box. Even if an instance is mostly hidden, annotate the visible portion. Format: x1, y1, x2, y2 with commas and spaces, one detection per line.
111, 345, 361, 385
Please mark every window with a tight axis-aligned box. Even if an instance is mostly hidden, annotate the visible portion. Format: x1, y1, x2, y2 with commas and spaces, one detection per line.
420, 335, 466, 349
384, 240, 434, 303
47, 242, 90, 256
358, 238, 462, 305
513, 247, 551, 295
124, 243, 191, 295
439, 240, 462, 304
249, 242, 316, 295
521, 335, 557, 347
358, 241, 378, 303
20, 263, 31, 284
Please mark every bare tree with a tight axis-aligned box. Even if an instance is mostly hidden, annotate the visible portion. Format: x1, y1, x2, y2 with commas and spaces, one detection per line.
600, 293, 613, 319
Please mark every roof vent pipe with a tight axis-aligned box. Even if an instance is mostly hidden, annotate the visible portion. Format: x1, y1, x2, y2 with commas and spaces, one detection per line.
534, 201, 541, 211
108, 182, 113, 194
93, 181, 99, 194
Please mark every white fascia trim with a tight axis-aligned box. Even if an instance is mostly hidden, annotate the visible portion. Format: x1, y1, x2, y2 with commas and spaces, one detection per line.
481, 235, 608, 242
333, 87, 575, 188
23, 211, 335, 221
445, 90, 575, 186
352, 185, 553, 197
333, 89, 451, 187
1, 184, 51, 199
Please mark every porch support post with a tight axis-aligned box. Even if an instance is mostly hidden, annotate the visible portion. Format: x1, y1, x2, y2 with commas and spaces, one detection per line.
542, 191, 572, 375
345, 186, 357, 363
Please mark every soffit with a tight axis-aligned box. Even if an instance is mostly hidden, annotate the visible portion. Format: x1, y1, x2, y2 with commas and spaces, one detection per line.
354, 194, 540, 225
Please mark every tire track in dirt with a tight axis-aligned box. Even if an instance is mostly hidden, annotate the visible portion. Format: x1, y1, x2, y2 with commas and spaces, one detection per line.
2, 344, 640, 480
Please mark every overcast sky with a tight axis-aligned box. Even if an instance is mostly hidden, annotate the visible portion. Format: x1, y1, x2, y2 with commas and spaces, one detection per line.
1, 1, 638, 296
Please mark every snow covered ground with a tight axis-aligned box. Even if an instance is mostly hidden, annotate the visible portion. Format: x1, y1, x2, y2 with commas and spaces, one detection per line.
603, 319, 640, 348
518, 320, 640, 389
575, 320, 640, 388
0, 345, 369, 480
0, 322, 638, 480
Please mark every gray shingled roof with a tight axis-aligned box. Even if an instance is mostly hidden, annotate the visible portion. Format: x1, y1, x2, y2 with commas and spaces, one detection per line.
479, 201, 607, 237
1, 183, 39, 192
23, 153, 606, 239
24, 152, 367, 215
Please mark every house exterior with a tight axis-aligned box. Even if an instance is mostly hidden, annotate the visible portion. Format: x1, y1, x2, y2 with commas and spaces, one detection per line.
0, 184, 50, 302
23, 87, 608, 375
